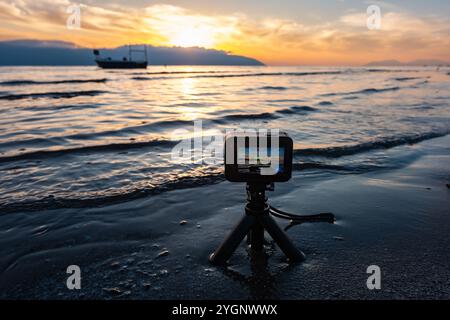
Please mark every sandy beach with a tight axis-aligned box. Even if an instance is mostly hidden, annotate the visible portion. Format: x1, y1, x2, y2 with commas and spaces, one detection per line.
1, 134, 449, 299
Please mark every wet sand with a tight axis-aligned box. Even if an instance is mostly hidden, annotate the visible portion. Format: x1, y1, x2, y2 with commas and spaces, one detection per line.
1, 135, 449, 299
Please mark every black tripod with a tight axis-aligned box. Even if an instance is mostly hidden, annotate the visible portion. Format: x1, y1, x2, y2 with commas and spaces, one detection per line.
209, 183, 334, 265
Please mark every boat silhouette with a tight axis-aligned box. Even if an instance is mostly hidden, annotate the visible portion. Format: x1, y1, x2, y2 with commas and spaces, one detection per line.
93, 45, 147, 69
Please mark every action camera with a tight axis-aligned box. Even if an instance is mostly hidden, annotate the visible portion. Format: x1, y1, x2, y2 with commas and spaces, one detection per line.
224, 131, 293, 183
212, 130, 333, 265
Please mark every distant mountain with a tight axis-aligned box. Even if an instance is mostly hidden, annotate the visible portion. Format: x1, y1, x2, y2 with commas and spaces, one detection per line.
0, 40, 264, 66
366, 59, 450, 67
406, 59, 450, 66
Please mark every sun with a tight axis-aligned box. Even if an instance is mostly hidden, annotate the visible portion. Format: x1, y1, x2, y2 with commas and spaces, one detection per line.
169, 26, 215, 48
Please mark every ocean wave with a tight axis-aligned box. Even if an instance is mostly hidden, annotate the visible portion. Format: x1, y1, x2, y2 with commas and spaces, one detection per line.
67, 118, 197, 138
252, 86, 289, 91
0, 139, 178, 163
0, 90, 107, 101
1, 69, 425, 89
366, 69, 392, 73
220, 112, 278, 121
132, 70, 246, 75
131, 76, 166, 81
0, 107, 320, 159
292, 162, 347, 171
294, 131, 449, 158
2, 119, 445, 165
216, 106, 317, 121
0, 155, 406, 214
20, 103, 102, 112
0, 161, 359, 214
0, 172, 225, 214
322, 86, 400, 97
0, 78, 108, 86
367, 69, 420, 73
1, 130, 447, 214
355, 87, 400, 94
131, 71, 344, 82
266, 99, 305, 103
193, 71, 343, 79
129, 69, 429, 82
317, 101, 333, 106
277, 106, 317, 114
393, 77, 422, 82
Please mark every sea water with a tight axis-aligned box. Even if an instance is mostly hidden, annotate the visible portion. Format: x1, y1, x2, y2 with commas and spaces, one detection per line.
0, 66, 449, 213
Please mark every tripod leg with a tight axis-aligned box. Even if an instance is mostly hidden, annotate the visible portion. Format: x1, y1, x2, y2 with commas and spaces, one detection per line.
260, 214, 306, 262
248, 220, 265, 251
209, 213, 255, 265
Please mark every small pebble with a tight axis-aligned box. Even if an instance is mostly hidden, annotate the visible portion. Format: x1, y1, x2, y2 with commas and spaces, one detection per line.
103, 287, 122, 295
179, 220, 188, 225
143, 282, 151, 289
333, 236, 344, 241
157, 249, 169, 258
160, 269, 169, 276
137, 270, 149, 276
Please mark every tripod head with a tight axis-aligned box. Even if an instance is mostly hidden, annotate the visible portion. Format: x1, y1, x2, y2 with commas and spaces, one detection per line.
245, 183, 271, 205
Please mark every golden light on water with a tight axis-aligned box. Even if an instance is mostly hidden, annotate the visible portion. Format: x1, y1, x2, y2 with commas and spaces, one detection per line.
181, 77, 195, 96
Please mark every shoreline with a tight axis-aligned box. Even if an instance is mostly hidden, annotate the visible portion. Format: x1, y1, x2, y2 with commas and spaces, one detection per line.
1, 134, 449, 299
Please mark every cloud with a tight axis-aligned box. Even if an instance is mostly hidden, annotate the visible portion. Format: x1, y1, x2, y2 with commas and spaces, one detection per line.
0, 1, 449, 65
339, 11, 450, 57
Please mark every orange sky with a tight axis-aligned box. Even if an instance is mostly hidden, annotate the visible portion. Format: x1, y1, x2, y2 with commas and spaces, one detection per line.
1, 1, 450, 65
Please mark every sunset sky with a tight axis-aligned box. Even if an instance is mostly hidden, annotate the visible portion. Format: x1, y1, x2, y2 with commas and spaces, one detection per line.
1, 0, 450, 65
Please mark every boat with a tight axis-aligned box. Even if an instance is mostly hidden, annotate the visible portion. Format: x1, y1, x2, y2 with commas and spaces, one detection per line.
93, 45, 148, 69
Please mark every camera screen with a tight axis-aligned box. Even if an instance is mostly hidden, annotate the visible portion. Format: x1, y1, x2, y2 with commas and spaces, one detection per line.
236, 146, 285, 176
224, 131, 293, 183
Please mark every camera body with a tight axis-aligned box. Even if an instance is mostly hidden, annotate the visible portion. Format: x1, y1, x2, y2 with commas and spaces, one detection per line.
224, 130, 293, 183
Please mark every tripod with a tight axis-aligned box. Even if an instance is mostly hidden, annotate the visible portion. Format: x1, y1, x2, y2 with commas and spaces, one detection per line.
209, 183, 334, 265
